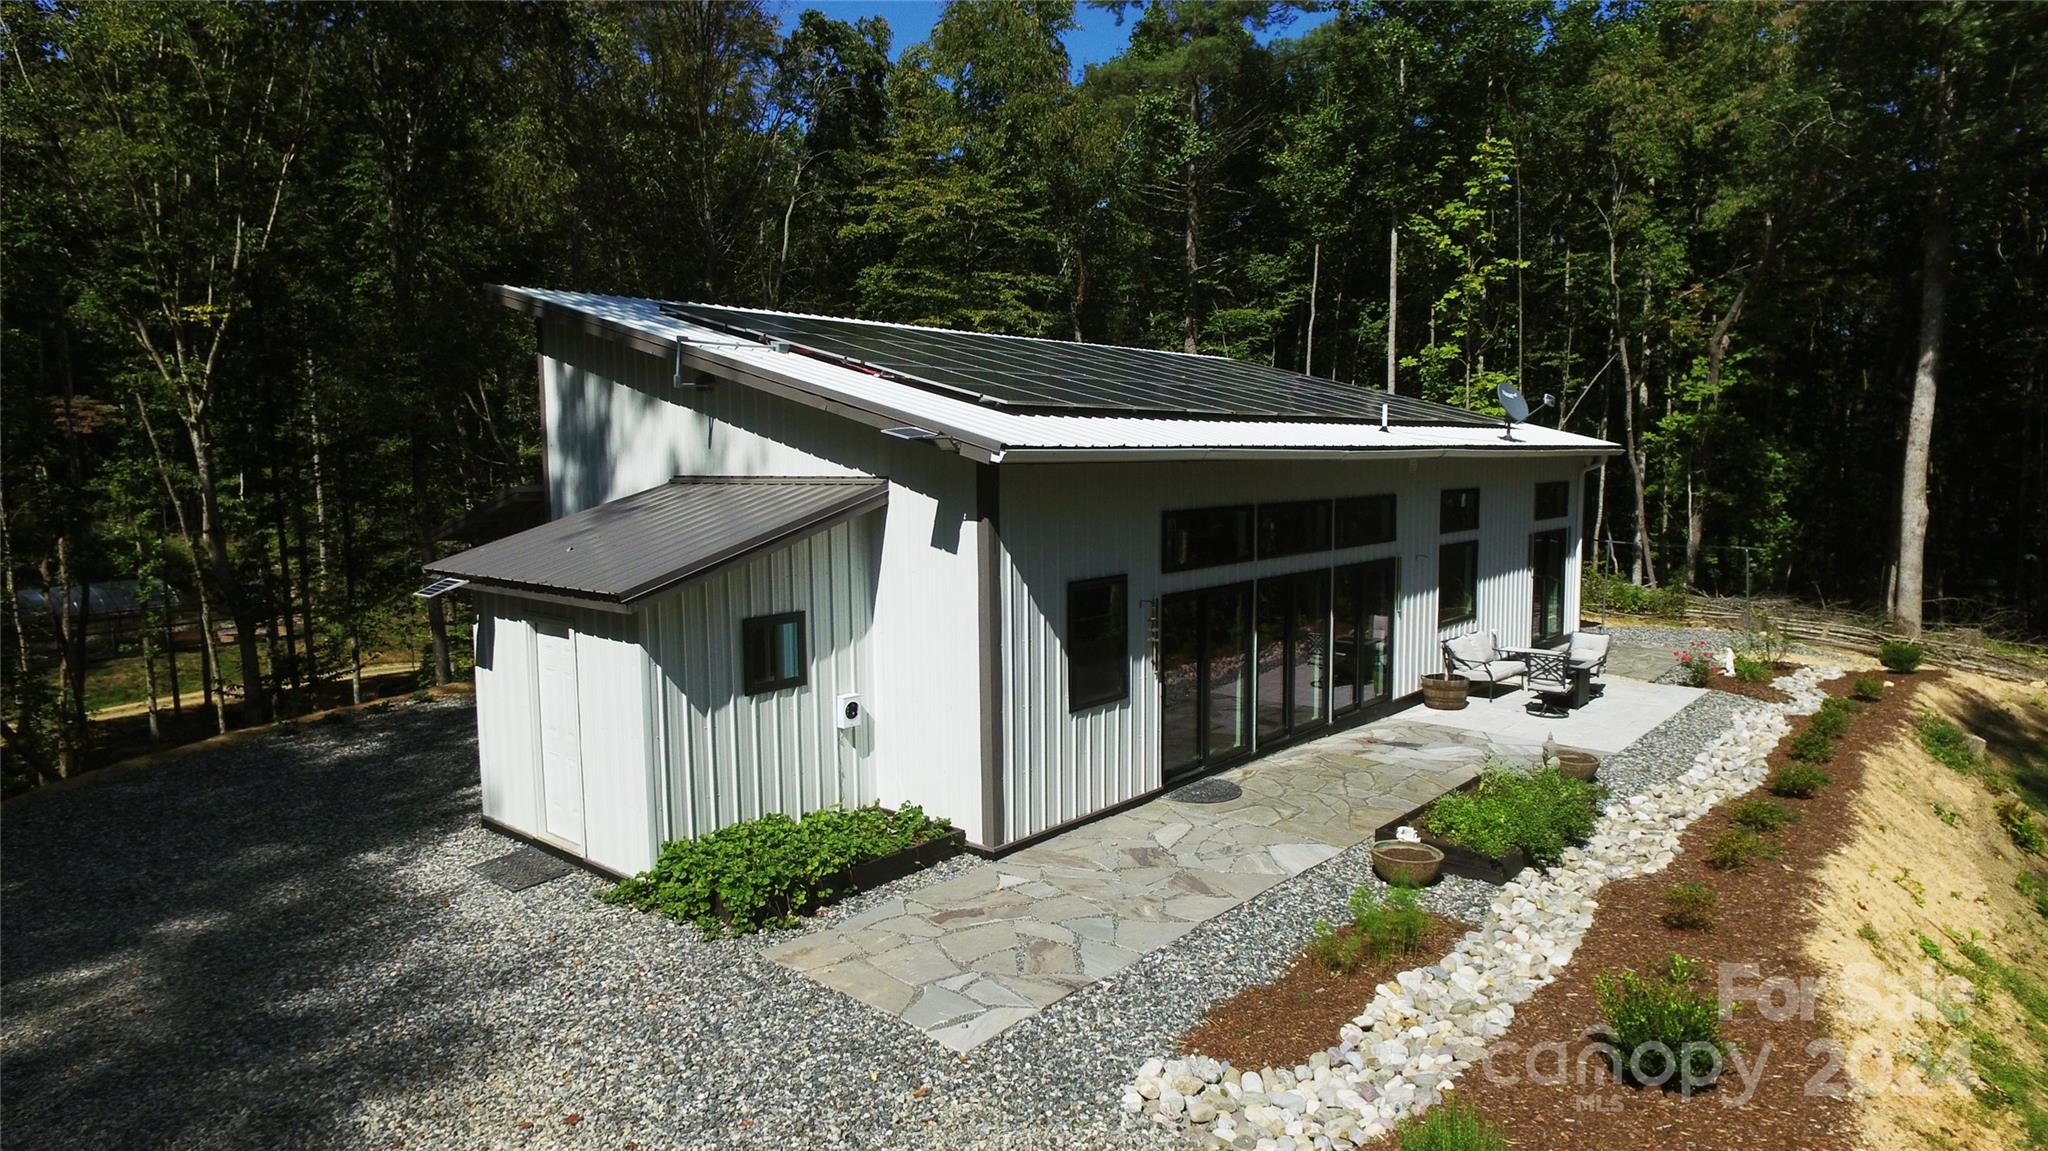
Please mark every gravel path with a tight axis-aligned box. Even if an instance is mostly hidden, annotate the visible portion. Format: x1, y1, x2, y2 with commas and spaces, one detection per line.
1, 687, 1752, 1151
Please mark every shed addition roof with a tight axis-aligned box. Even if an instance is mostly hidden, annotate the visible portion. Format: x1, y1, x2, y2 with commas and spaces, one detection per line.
425, 477, 887, 605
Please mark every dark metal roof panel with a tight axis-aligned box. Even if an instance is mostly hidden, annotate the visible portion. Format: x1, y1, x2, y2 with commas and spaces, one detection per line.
424, 477, 887, 604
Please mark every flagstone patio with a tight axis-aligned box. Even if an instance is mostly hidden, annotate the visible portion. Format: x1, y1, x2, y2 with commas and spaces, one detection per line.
765, 719, 1541, 1052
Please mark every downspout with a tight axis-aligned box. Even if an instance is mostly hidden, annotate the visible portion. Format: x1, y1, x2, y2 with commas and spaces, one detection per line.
977, 463, 1006, 850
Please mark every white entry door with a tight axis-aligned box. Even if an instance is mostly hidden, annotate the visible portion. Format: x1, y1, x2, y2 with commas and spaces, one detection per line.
532, 622, 586, 852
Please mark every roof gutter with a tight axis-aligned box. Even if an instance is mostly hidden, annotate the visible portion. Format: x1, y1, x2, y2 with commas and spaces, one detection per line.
486, 284, 1009, 464
995, 444, 1622, 464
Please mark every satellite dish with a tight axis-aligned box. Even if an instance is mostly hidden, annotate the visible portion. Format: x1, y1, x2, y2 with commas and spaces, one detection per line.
1495, 381, 1555, 441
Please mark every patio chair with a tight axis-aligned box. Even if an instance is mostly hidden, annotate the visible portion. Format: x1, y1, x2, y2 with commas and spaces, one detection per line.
1441, 631, 1528, 701
1567, 630, 1611, 700
1522, 650, 1576, 718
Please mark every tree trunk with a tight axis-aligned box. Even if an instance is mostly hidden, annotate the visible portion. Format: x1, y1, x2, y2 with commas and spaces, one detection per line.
1181, 88, 1200, 355
1386, 224, 1398, 392
1305, 241, 1320, 377
186, 416, 269, 722
1894, 210, 1951, 638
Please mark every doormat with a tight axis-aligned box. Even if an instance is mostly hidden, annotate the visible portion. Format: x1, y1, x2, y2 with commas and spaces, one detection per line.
471, 847, 573, 892
1169, 778, 1243, 804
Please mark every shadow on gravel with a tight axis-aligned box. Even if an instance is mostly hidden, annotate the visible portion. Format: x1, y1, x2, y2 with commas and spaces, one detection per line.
0, 701, 489, 1150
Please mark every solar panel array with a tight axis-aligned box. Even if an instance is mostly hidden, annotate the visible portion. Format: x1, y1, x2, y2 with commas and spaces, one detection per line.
662, 303, 1500, 426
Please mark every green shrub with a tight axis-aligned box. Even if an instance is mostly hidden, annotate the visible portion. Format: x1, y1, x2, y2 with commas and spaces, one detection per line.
2018, 872, 2048, 920
1767, 764, 1832, 798
1807, 707, 1852, 741
1705, 827, 1783, 871
1595, 954, 1732, 1090
1420, 767, 1602, 866
1916, 713, 1979, 774
1396, 1099, 1508, 1151
1786, 728, 1837, 764
1997, 797, 2046, 855
1730, 797, 1802, 833
1583, 568, 1690, 619
1879, 639, 1925, 673
1312, 886, 1435, 972
1660, 882, 1719, 930
599, 804, 953, 936
1732, 654, 1773, 683
1852, 675, 1885, 702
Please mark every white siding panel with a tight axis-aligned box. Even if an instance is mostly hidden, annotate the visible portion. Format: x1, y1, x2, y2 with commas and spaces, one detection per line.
641, 515, 879, 842
572, 613, 656, 876
541, 319, 989, 845
996, 456, 1589, 841
473, 600, 538, 835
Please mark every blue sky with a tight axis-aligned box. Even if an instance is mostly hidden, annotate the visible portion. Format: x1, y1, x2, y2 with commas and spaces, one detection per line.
777, 2, 1335, 77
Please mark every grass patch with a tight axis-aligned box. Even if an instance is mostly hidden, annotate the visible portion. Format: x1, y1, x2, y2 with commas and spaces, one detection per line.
1767, 763, 1832, 798
1996, 796, 2045, 855
2019, 872, 2048, 920
1918, 712, 1981, 775
1923, 931, 2048, 1146
600, 804, 953, 936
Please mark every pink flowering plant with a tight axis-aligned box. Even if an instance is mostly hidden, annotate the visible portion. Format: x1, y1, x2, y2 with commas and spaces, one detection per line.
1673, 639, 1714, 687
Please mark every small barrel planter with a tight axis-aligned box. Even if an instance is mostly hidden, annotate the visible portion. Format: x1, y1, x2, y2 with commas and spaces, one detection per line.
1553, 749, 1601, 783
1421, 673, 1470, 711
1372, 840, 1445, 887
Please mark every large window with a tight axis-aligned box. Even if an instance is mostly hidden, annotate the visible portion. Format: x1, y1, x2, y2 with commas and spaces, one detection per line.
1440, 488, 1480, 533
1257, 500, 1332, 558
1067, 576, 1128, 711
1534, 480, 1570, 522
1440, 540, 1479, 626
741, 612, 807, 694
1162, 505, 1254, 572
1335, 494, 1396, 548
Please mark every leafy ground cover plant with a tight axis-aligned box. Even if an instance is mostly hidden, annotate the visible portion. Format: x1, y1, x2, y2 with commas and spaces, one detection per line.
1311, 886, 1433, 973
1733, 654, 1772, 683
1659, 882, 1719, 930
1395, 1099, 1508, 1151
600, 804, 952, 936
1786, 727, 1837, 764
1767, 764, 1832, 798
1419, 766, 1601, 865
2019, 872, 2048, 919
1595, 953, 1733, 1091
1917, 712, 1980, 774
1729, 797, 1801, 833
1705, 828, 1783, 871
1807, 704, 1853, 740
1852, 675, 1885, 702
1880, 639, 1925, 673
1997, 796, 2046, 855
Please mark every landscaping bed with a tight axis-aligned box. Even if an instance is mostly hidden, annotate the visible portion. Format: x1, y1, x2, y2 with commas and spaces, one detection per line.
1423, 668, 1926, 1150
1706, 664, 1790, 703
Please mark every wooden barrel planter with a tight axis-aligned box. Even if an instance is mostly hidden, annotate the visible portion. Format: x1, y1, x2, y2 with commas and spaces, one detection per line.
1554, 749, 1601, 782
1421, 673, 1470, 711
1372, 840, 1445, 887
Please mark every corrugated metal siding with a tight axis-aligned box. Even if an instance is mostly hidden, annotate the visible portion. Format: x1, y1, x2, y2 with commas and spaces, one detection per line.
996, 456, 1588, 841
541, 321, 990, 845
470, 593, 656, 874
640, 514, 877, 840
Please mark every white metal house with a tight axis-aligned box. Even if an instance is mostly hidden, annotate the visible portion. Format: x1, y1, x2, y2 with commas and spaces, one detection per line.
424, 287, 1618, 876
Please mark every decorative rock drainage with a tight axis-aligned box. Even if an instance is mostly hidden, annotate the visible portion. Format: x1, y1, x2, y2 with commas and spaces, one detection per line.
1123, 664, 1843, 1149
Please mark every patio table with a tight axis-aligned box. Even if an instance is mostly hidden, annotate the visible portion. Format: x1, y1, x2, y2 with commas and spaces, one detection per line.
1506, 647, 1590, 711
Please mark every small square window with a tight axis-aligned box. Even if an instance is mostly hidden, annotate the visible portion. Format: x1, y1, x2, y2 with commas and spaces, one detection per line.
1257, 500, 1332, 559
741, 611, 806, 694
1535, 481, 1570, 521
1440, 540, 1479, 626
1067, 576, 1128, 711
1440, 488, 1480, 534
1162, 506, 1254, 572
1336, 494, 1396, 548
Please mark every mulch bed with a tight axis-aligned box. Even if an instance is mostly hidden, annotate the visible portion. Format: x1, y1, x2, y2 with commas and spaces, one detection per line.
1395, 669, 1937, 1149
1181, 914, 1474, 1071
1706, 665, 1792, 703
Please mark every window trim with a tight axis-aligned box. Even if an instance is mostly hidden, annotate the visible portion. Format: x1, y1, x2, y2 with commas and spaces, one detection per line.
1440, 487, 1481, 534
1066, 574, 1129, 711
1439, 539, 1480, 627
741, 610, 807, 695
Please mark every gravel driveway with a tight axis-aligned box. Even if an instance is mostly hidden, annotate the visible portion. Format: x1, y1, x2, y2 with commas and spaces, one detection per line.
2, 690, 1744, 1151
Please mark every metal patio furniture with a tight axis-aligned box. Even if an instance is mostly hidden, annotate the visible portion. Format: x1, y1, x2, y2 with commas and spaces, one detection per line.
1441, 631, 1528, 702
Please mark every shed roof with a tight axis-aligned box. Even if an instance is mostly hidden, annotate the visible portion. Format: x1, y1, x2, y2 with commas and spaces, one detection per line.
490, 286, 1620, 464
424, 477, 887, 606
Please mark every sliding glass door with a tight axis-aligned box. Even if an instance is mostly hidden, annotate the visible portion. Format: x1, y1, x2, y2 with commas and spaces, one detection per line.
1333, 558, 1398, 716
1255, 570, 1331, 746
1530, 529, 1567, 648
1160, 583, 1253, 781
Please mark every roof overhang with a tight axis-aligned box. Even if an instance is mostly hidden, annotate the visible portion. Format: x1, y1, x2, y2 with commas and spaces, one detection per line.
425, 476, 888, 612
